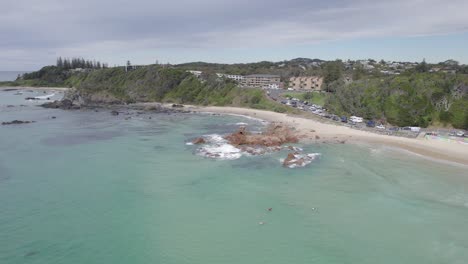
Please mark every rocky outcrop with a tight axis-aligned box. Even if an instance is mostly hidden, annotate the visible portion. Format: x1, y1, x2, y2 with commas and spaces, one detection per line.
225, 124, 298, 147
2, 120, 35, 125
41, 88, 124, 110
192, 137, 206, 144
41, 99, 80, 110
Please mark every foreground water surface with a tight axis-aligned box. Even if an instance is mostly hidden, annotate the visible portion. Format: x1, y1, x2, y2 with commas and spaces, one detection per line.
1, 89, 468, 264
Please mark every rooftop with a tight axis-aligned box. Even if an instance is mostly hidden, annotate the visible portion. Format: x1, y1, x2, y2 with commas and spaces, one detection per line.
245, 74, 280, 78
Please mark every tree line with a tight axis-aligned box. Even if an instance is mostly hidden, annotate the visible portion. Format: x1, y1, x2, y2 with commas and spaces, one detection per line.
56, 57, 109, 70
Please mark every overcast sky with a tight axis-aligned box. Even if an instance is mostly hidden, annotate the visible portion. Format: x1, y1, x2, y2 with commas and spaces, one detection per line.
2, 0, 468, 70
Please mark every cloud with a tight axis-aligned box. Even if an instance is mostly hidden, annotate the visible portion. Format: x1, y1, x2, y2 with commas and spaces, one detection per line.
1, 0, 468, 69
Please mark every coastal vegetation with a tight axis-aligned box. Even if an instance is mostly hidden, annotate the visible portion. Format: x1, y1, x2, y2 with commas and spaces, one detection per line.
4, 64, 290, 113
324, 72, 468, 129
2, 58, 467, 129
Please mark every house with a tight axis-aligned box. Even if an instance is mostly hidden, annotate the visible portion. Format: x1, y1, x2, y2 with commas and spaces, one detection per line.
187, 70, 202, 77
242, 74, 280, 89
289, 76, 323, 91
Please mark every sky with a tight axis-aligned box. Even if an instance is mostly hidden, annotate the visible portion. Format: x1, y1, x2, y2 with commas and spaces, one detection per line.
1, 0, 468, 71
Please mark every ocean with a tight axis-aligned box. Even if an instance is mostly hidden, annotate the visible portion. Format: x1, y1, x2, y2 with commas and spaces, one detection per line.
1, 89, 468, 264
0, 71, 29, 82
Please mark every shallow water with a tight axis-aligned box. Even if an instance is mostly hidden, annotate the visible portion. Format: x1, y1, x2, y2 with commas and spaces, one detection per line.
1, 90, 468, 264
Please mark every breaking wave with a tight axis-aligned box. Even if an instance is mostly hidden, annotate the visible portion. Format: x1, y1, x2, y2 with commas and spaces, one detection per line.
195, 134, 242, 160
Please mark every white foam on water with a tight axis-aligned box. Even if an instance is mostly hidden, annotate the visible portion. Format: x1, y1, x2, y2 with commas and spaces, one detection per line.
34, 93, 55, 100
235, 122, 248, 126
198, 143, 242, 160
282, 153, 322, 168
194, 134, 243, 160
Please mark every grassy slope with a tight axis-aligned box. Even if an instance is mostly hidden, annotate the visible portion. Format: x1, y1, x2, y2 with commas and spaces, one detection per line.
60, 65, 292, 113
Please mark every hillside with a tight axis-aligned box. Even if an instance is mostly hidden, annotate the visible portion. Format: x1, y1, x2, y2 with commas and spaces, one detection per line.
2, 58, 467, 129
14, 65, 289, 113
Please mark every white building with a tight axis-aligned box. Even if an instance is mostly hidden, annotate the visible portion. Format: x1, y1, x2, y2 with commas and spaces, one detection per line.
267, 83, 280, 89
187, 70, 202, 77
216, 73, 245, 82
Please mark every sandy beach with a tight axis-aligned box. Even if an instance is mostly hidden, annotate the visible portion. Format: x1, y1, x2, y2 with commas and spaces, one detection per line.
189, 106, 468, 166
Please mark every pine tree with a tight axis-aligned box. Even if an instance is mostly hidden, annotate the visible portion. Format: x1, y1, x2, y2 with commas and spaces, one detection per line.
56, 57, 63, 68
63, 58, 70, 70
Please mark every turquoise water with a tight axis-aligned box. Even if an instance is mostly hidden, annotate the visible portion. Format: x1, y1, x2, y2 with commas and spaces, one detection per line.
1, 89, 468, 264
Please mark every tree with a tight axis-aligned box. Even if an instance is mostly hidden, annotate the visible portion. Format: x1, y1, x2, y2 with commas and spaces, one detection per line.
56, 57, 63, 68
352, 64, 365, 81
416, 59, 429, 73
322, 60, 344, 92
63, 58, 71, 70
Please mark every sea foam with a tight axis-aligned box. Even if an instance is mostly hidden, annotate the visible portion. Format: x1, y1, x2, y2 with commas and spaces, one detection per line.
195, 134, 242, 160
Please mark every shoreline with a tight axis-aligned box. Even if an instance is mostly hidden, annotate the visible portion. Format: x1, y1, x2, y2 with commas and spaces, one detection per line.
187, 105, 468, 166
3, 87, 465, 165
0, 86, 69, 91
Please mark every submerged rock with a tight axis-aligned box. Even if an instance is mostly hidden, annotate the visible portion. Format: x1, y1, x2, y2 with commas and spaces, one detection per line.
192, 137, 206, 144
2, 120, 35, 125
282, 152, 321, 168
41, 99, 77, 110
111, 110, 119, 116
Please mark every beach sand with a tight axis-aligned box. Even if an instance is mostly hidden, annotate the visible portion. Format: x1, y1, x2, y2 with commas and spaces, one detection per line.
191, 106, 468, 166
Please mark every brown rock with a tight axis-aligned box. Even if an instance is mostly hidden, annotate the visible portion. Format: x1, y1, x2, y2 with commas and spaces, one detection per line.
192, 137, 206, 144
283, 153, 297, 165
315, 135, 320, 139
224, 123, 299, 147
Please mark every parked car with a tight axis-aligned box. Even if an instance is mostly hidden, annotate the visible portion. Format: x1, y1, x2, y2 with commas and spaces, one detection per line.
376, 124, 385, 130
366, 120, 376, 127
456, 131, 465, 137
389, 127, 399, 131
350, 116, 364, 123
341, 116, 347, 123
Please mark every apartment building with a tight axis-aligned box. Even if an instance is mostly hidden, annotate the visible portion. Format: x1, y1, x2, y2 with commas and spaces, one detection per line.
243, 74, 280, 89
216, 73, 245, 82
289, 76, 323, 91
